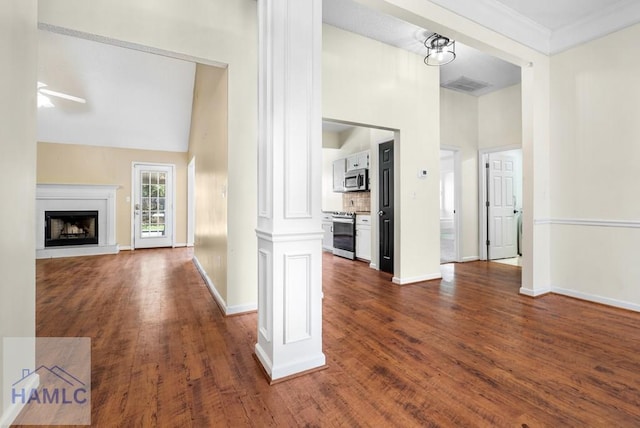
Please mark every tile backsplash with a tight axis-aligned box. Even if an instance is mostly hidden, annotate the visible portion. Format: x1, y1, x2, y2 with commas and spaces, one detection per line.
343, 192, 371, 213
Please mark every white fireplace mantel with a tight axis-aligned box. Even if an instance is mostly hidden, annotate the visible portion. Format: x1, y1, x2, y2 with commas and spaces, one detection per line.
36, 184, 120, 259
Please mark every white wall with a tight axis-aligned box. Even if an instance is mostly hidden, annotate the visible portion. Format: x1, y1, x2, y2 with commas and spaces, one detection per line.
478, 84, 522, 149
323, 24, 441, 282
550, 23, 640, 308
38, 0, 259, 308
0, 1, 37, 423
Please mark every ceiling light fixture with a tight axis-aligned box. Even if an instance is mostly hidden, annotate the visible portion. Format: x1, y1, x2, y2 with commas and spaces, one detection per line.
37, 81, 87, 108
37, 93, 54, 109
424, 33, 456, 66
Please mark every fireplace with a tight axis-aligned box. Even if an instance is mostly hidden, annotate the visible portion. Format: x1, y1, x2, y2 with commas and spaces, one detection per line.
45, 211, 99, 247
36, 184, 118, 258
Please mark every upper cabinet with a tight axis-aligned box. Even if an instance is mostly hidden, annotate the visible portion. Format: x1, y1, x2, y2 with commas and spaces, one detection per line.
346, 151, 370, 171
332, 158, 346, 192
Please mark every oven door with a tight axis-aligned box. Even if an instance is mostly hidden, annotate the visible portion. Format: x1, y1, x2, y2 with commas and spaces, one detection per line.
332, 218, 355, 252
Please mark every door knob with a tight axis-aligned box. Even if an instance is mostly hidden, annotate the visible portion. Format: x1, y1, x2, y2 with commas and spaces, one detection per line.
378, 210, 384, 216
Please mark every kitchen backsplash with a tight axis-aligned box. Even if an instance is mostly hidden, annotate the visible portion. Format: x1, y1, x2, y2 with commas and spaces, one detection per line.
343, 192, 371, 212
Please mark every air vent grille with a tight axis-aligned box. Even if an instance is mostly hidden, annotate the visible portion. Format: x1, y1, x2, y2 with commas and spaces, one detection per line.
442, 76, 492, 94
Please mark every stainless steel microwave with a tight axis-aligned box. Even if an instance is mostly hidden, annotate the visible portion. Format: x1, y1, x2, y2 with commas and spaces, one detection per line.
344, 168, 368, 192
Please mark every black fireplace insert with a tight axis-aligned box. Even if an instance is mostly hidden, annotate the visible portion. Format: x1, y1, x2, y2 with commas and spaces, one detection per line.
45, 210, 99, 247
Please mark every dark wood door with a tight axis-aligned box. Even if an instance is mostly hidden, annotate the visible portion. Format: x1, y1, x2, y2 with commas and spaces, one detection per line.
378, 140, 394, 274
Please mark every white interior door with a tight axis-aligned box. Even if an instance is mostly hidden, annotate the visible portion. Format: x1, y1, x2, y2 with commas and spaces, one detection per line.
133, 163, 174, 249
488, 153, 517, 260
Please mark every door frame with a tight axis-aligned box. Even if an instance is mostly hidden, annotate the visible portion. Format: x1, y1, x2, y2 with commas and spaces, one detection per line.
130, 162, 177, 249
440, 146, 462, 263
377, 139, 395, 274
478, 145, 521, 260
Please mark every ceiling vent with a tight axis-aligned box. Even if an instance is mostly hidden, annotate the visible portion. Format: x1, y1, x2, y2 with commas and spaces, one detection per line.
442, 76, 491, 94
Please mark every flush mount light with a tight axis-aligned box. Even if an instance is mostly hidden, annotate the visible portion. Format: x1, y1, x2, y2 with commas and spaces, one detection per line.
424, 33, 456, 66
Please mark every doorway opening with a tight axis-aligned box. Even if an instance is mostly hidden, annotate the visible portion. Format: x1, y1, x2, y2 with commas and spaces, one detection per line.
321, 119, 397, 274
440, 148, 461, 263
479, 148, 523, 264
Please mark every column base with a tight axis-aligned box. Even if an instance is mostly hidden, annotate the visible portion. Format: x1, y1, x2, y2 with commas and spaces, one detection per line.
254, 343, 326, 384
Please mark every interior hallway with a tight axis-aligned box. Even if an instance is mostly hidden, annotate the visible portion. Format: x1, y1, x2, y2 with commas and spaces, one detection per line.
20, 248, 640, 426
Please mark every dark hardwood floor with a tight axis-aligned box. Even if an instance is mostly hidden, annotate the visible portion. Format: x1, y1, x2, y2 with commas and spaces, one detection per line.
17, 248, 640, 426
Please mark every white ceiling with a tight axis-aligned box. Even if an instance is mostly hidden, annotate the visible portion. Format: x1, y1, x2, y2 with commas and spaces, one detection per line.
322, 0, 521, 96
38, 30, 195, 152
428, 0, 640, 54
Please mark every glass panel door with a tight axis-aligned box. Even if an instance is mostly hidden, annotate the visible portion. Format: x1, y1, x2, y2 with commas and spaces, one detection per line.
133, 164, 174, 248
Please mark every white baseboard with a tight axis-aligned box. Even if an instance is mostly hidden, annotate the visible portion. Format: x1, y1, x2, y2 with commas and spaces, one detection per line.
192, 255, 227, 314
226, 303, 258, 315
192, 256, 257, 316
462, 256, 480, 262
551, 287, 640, 313
519, 286, 551, 297
186, 242, 194, 247
0, 373, 39, 428
173, 243, 187, 248
522, 285, 640, 313
369, 263, 378, 270
392, 272, 442, 285
121, 245, 189, 251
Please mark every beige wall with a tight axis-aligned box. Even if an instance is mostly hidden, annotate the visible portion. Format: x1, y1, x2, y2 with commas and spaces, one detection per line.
0, 1, 37, 422
323, 24, 441, 281
440, 88, 479, 261
39, 0, 258, 309
478, 84, 522, 149
550, 23, 640, 306
188, 65, 229, 303
37, 142, 188, 247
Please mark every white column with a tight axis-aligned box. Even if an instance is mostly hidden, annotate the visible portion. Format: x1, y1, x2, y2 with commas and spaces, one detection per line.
255, 0, 325, 381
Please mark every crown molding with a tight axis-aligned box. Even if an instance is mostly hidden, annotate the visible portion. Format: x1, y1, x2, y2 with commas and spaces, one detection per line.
429, 0, 640, 55
549, 0, 640, 54
428, 0, 551, 53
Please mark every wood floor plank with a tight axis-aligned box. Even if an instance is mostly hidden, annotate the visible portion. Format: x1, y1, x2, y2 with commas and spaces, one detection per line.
14, 248, 640, 426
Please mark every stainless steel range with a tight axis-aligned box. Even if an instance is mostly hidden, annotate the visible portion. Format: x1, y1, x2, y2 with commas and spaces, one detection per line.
332, 212, 356, 260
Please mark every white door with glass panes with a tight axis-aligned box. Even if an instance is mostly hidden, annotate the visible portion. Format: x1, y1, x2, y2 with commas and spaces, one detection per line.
133, 163, 174, 248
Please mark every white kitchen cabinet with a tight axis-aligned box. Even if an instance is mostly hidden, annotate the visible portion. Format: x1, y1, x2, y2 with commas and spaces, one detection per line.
332, 159, 346, 192
355, 214, 371, 261
322, 213, 333, 251
346, 151, 370, 171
